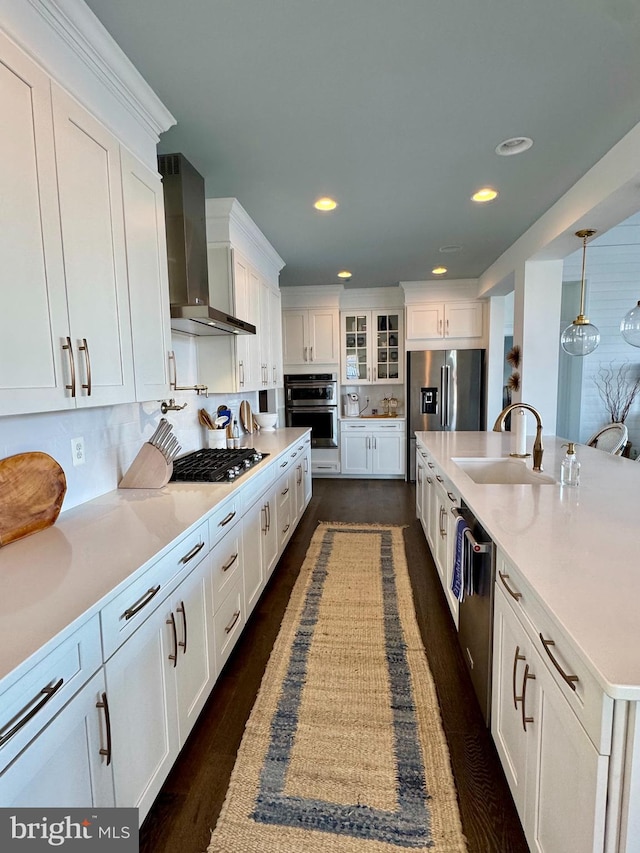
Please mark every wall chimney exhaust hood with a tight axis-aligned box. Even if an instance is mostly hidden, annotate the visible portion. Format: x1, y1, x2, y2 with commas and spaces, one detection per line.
158, 153, 256, 336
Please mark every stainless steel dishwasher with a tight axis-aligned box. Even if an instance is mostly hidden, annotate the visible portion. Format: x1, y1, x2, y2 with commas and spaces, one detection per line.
455, 503, 496, 726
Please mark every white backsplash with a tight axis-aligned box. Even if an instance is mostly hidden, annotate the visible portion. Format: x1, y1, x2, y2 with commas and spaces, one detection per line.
0, 334, 260, 512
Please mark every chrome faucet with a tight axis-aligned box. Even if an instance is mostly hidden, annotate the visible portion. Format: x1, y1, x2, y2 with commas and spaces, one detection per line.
493, 403, 544, 471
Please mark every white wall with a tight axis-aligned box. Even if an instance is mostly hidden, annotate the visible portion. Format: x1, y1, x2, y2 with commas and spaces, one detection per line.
562, 214, 640, 452
0, 333, 260, 512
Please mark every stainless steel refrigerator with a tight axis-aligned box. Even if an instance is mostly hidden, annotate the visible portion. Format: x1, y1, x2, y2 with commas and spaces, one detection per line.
407, 349, 486, 480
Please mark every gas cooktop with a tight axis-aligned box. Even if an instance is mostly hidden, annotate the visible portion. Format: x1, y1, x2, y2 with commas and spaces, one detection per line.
170, 448, 267, 483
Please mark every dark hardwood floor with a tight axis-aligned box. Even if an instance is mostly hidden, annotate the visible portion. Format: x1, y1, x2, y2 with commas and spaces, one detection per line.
139, 478, 529, 853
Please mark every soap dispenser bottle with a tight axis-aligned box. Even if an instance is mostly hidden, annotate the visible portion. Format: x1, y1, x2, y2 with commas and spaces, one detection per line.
560, 442, 580, 486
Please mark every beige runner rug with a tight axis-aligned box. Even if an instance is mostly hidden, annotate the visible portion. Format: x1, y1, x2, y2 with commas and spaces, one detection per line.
208, 522, 467, 852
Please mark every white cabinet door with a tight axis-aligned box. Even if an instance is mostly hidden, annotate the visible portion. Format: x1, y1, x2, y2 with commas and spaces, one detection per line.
0, 33, 72, 416
303, 443, 313, 505
262, 484, 279, 580
406, 304, 444, 340
416, 449, 426, 525
120, 150, 171, 402
309, 309, 340, 364
269, 287, 283, 386
105, 600, 180, 820
342, 311, 402, 384
0, 669, 115, 807
492, 585, 532, 820
282, 310, 308, 365
525, 644, 608, 853
171, 560, 215, 742
444, 302, 483, 339
52, 84, 135, 407
371, 430, 404, 475
242, 500, 266, 617
341, 429, 370, 474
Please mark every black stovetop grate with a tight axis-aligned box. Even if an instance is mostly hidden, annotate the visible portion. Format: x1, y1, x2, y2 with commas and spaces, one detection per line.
170, 447, 266, 483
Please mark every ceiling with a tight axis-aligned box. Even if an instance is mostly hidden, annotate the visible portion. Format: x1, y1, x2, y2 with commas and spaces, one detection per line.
85, 0, 640, 289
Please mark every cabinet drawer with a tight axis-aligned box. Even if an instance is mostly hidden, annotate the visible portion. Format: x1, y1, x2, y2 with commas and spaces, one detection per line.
101, 521, 209, 660
369, 421, 405, 433
210, 524, 242, 614
0, 616, 102, 772
208, 495, 240, 548
240, 464, 275, 512
213, 578, 245, 674
496, 551, 613, 754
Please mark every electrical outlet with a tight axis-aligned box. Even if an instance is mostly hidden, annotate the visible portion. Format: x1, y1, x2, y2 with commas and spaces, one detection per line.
71, 436, 85, 466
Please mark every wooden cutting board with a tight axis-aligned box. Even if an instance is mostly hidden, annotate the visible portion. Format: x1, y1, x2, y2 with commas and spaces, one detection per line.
240, 400, 253, 433
0, 452, 67, 546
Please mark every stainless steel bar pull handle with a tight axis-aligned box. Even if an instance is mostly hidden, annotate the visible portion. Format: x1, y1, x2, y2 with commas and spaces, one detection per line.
222, 552, 238, 572
167, 611, 178, 666
78, 338, 92, 395
62, 337, 76, 396
539, 634, 579, 691
218, 511, 236, 528
122, 585, 161, 620
177, 601, 187, 654
0, 678, 64, 747
519, 664, 535, 731
225, 610, 241, 634
179, 540, 205, 564
96, 692, 112, 765
512, 646, 526, 709
499, 571, 522, 601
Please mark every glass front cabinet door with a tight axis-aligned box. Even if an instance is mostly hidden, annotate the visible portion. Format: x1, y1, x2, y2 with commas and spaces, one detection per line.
341, 311, 403, 385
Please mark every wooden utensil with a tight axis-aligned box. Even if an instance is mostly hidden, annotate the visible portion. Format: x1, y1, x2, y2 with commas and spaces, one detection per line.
0, 452, 67, 546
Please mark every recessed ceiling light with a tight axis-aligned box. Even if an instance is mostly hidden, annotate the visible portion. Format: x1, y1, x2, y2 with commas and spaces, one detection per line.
432, 266, 447, 275
314, 197, 338, 211
472, 187, 498, 203
337, 270, 352, 279
495, 136, 533, 156
439, 245, 462, 254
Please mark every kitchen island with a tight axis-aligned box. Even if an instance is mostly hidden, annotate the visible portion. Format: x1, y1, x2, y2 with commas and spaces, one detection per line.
416, 430, 640, 853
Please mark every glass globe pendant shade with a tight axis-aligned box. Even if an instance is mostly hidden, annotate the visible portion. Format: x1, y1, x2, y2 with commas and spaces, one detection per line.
561, 319, 601, 356
561, 229, 600, 357
620, 301, 640, 347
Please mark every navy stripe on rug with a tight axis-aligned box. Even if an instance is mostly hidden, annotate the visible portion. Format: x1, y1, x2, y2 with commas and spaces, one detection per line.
251, 526, 434, 848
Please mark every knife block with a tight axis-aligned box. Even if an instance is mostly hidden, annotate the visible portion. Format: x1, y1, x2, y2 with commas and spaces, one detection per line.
118, 443, 173, 489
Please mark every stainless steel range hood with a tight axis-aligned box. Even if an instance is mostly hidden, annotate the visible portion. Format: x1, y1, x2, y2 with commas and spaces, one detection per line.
158, 153, 256, 336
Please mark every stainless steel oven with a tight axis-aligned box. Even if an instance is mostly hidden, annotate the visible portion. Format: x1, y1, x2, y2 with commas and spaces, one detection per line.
284, 373, 338, 448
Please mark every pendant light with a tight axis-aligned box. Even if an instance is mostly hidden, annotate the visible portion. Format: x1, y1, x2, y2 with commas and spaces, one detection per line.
620, 300, 640, 347
560, 229, 600, 356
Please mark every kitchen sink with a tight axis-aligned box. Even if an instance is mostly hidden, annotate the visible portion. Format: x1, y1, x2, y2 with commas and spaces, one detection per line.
452, 457, 557, 485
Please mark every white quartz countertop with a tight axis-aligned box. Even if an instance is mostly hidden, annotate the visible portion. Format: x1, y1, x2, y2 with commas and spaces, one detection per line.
0, 428, 309, 686
416, 430, 640, 700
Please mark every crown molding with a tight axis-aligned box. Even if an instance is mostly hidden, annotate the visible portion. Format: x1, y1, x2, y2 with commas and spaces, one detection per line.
205, 198, 285, 280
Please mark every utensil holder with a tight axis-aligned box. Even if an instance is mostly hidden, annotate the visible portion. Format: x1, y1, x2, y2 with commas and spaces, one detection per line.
118, 443, 173, 489
206, 429, 228, 449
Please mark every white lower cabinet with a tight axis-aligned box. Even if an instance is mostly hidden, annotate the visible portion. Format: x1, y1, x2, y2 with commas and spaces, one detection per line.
105, 549, 213, 820
0, 669, 114, 807
493, 579, 609, 853
432, 473, 461, 628
340, 420, 405, 476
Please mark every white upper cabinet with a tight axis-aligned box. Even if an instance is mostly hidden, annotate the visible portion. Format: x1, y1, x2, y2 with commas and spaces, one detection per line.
406, 300, 484, 341
120, 150, 171, 401
341, 310, 403, 384
51, 84, 135, 408
282, 308, 340, 366
0, 33, 73, 415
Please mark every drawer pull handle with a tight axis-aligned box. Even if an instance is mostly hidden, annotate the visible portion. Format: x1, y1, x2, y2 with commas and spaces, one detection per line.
222, 552, 238, 572
218, 511, 236, 527
280, 460, 288, 467
498, 571, 522, 601
426, 476, 432, 484
512, 646, 526, 710
436, 475, 444, 482
539, 634, 579, 691
177, 601, 187, 654
0, 678, 64, 747
179, 540, 205, 564
167, 611, 178, 667
427, 462, 435, 469
122, 585, 161, 620
225, 610, 241, 634
96, 691, 112, 765
283, 523, 290, 534
290, 451, 297, 458
447, 491, 457, 503
281, 486, 289, 496
297, 445, 304, 450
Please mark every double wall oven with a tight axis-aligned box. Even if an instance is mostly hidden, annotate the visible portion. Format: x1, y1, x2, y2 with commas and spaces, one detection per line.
284, 373, 338, 448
